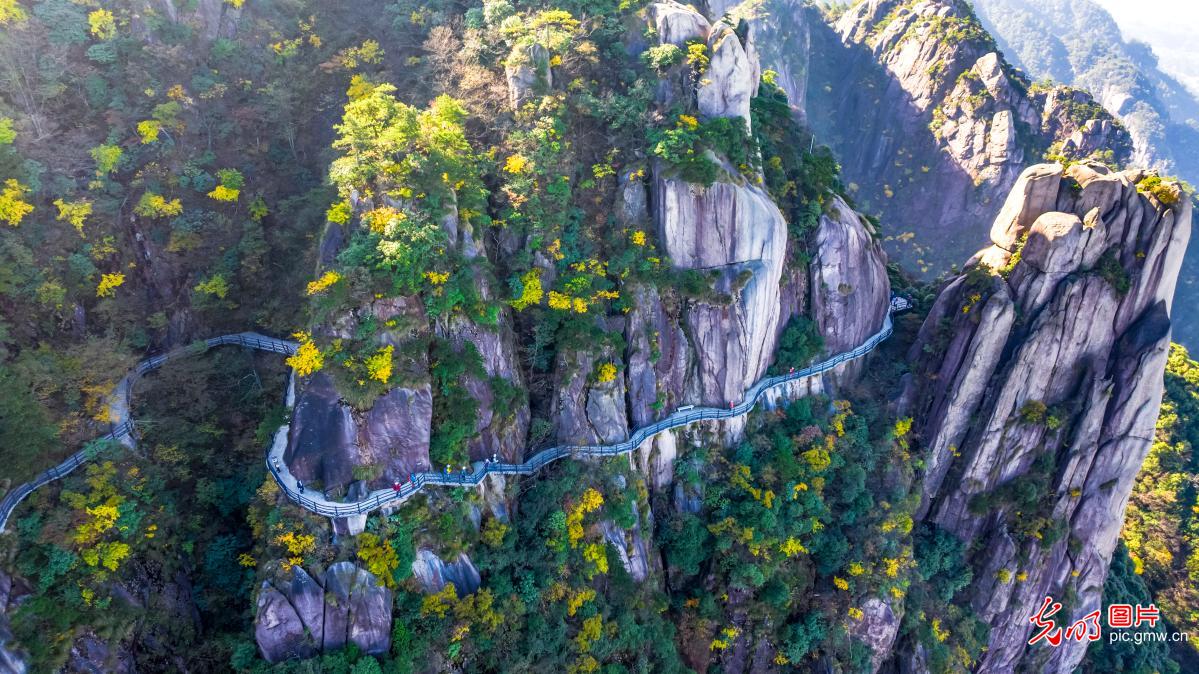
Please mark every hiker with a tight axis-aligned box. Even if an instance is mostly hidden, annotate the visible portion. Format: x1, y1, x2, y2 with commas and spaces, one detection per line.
297, 481, 304, 494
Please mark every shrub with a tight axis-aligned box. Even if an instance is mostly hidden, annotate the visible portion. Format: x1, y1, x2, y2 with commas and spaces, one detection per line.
649, 113, 757, 186
641, 43, 682, 70
194, 274, 229, 299
1018, 400, 1047, 425
770, 317, 824, 373
1136, 175, 1183, 206
0, 179, 33, 226
95, 272, 125, 297
134, 192, 183, 218
1095, 248, 1131, 295
90, 144, 123, 174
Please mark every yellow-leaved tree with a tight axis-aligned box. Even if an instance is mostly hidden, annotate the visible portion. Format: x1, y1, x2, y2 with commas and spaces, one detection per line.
0, 179, 33, 226
356, 532, 400, 588
54, 198, 92, 236
286, 334, 324, 376
364, 345, 394, 384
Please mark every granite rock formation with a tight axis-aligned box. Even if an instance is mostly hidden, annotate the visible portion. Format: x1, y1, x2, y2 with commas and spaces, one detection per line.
901, 163, 1190, 671
254, 563, 392, 663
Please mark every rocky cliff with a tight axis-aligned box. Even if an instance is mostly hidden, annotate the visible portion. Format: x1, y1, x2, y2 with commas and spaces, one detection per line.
255, 563, 392, 663
971, 0, 1199, 349
800, 0, 1132, 274
900, 163, 1191, 671
280, 0, 892, 508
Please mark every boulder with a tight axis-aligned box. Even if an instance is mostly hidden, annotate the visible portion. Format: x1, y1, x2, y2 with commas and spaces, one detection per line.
848, 597, 902, 673
989, 164, 1064, 251
287, 567, 325, 647
412, 549, 482, 595
255, 563, 391, 662
649, 1, 710, 45
255, 582, 317, 663
505, 42, 552, 109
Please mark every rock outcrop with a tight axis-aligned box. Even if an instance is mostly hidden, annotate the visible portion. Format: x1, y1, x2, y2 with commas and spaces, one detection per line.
552, 343, 631, 446
0, 571, 26, 674
285, 192, 529, 494
285, 372, 360, 489
696, 20, 760, 126
654, 175, 789, 405
802, 0, 1132, 273
649, 3, 789, 407
255, 563, 392, 664
438, 315, 529, 462
411, 549, 482, 595
505, 43, 553, 110
902, 163, 1191, 671
809, 195, 891, 356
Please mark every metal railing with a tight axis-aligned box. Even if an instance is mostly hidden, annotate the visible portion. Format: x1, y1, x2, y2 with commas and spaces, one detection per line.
265, 308, 901, 519
1, 299, 910, 528
0, 333, 297, 531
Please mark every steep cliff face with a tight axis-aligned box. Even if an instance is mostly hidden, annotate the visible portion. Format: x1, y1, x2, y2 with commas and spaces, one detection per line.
648, 2, 891, 409
902, 163, 1191, 671
145, 0, 241, 41
0, 571, 27, 674
255, 563, 392, 663
650, 2, 786, 409
810, 195, 891, 355
802, 0, 1132, 274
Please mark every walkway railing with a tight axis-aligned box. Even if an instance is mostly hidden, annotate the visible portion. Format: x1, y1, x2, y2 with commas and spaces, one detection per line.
264, 301, 908, 519
0, 299, 910, 529
0, 333, 297, 531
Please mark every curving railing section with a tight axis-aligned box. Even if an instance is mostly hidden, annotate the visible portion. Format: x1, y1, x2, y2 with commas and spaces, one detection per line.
0, 299, 911, 530
265, 301, 909, 519
0, 333, 297, 531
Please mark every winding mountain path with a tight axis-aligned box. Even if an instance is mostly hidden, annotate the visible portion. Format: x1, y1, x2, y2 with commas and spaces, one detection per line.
0, 298, 910, 530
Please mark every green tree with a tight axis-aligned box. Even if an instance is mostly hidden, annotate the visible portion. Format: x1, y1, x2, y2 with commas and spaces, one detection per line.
0, 365, 58, 480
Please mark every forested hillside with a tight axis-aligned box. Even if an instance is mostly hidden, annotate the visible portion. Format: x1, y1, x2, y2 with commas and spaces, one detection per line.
0, 1, 1193, 673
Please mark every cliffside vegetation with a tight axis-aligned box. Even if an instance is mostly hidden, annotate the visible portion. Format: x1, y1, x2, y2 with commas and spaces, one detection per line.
235, 387, 970, 674
0, 1, 1194, 673
2, 349, 289, 671
1105, 344, 1199, 670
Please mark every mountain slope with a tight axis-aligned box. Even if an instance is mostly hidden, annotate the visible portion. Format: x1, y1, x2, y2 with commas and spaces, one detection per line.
801, 0, 1131, 274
